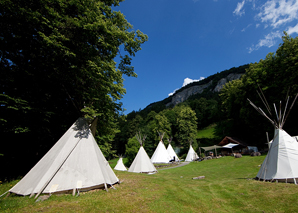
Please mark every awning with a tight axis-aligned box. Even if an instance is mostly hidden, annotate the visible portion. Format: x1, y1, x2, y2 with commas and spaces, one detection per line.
201, 145, 222, 151
222, 143, 239, 148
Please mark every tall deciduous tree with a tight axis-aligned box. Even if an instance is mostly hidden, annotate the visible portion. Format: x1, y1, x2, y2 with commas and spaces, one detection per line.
0, 0, 147, 179
174, 105, 198, 151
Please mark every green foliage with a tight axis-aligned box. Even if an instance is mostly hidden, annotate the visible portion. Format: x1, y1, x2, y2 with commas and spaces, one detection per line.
125, 136, 140, 166
219, 33, 298, 147
115, 64, 248, 157
0, 0, 147, 179
174, 105, 198, 152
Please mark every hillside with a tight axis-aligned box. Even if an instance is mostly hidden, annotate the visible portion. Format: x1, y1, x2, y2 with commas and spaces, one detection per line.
138, 64, 248, 115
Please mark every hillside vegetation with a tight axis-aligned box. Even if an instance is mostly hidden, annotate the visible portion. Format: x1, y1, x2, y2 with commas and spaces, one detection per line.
116, 34, 298, 162
197, 124, 216, 139
2, 156, 298, 212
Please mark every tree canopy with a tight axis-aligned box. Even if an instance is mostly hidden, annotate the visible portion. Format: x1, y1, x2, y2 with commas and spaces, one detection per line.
0, 0, 147, 179
219, 33, 298, 147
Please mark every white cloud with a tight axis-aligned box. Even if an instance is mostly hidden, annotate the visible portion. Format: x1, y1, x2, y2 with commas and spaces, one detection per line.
248, 31, 282, 53
287, 23, 298, 34
257, 0, 298, 28
182, 77, 205, 87
234, 0, 246, 16
241, 24, 252, 32
168, 77, 205, 96
168, 89, 179, 97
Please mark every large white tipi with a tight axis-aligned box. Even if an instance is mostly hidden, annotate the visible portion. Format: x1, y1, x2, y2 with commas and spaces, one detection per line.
114, 156, 127, 171
167, 137, 179, 161
248, 91, 298, 183
185, 144, 198, 162
9, 118, 119, 198
128, 133, 157, 174
151, 132, 171, 164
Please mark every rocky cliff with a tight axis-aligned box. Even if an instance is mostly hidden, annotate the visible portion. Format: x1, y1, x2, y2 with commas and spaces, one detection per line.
166, 73, 243, 107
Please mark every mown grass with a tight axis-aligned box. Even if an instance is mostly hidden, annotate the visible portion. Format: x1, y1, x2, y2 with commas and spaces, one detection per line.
1, 155, 298, 212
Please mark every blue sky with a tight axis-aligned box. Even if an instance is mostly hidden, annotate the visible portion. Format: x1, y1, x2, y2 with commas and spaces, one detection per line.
116, 0, 298, 114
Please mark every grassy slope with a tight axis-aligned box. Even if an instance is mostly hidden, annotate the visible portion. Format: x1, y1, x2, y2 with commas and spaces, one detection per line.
1, 156, 298, 213
197, 124, 216, 139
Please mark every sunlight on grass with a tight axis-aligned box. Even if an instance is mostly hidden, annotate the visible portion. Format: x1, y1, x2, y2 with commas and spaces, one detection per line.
1, 155, 298, 212
197, 124, 216, 139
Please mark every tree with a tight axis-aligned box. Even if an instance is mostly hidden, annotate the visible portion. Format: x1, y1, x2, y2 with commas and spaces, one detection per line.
219, 33, 298, 147
125, 136, 140, 166
0, 0, 147, 179
174, 105, 198, 152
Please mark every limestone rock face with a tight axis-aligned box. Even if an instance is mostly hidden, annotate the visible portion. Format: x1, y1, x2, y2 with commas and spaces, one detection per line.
213, 73, 242, 92
166, 73, 242, 107
167, 81, 212, 107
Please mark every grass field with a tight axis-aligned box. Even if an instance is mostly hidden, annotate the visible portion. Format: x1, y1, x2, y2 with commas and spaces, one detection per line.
1, 155, 298, 212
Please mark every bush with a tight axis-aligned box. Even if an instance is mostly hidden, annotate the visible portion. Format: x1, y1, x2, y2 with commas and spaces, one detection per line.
125, 137, 140, 166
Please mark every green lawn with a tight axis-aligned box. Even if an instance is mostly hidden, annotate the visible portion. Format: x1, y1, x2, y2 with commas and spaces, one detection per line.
1, 155, 298, 212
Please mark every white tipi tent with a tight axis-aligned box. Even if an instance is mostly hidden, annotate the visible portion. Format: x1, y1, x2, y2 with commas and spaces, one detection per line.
128, 133, 157, 174
151, 132, 172, 164
167, 137, 179, 161
185, 144, 198, 162
9, 118, 119, 198
114, 156, 127, 171
248, 90, 298, 183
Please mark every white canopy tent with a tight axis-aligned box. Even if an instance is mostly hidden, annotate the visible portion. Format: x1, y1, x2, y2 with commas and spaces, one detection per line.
9, 118, 119, 198
201, 145, 222, 157
114, 157, 127, 171
222, 143, 239, 149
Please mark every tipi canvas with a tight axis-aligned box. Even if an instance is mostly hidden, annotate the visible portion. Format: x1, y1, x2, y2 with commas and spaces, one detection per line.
128, 146, 157, 173
185, 145, 198, 162
128, 133, 157, 173
248, 90, 298, 183
114, 157, 127, 171
151, 132, 171, 164
167, 138, 179, 161
257, 128, 298, 183
9, 118, 119, 197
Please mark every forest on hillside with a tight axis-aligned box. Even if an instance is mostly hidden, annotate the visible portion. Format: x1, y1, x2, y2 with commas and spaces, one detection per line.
1, 0, 298, 180
114, 33, 298, 163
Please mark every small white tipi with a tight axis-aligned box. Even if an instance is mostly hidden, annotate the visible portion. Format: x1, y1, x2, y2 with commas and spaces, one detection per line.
9, 118, 119, 198
185, 141, 198, 162
128, 132, 157, 174
248, 91, 298, 183
151, 132, 172, 164
114, 156, 127, 171
167, 137, 179, 161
